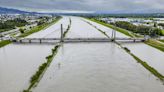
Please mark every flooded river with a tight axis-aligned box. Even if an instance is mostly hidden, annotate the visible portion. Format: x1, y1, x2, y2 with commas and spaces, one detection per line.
123, 43, 164, 75
84, 17, 164, 77
0, 17, 70, 92
33, 17, 164, 92
0, 16, 164, 92
34, 43, 164, 92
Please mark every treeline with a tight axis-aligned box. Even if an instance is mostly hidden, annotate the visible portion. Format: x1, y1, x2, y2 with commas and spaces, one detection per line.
83, 13, 164, 18
111, 21, 163, 37
37, 16, 50, 26
158, 23, 164, 28
0, 18, 28, 32
36, 16, 60, 26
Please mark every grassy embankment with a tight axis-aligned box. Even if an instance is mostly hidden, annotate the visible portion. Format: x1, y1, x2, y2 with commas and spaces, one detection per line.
23, 45, 60, 92
161, 30, 164, 36
123, 47, 164, 81
83, 20, 110, 38
23, 20, 71, 92
0, 17, 62, 48
159, 40, 164, 43
85, 18, 137, 37
18, 17, 62, 38
87, 18, 164, 82
87, 18, 164, 52
145, 39, 164, 52
0, 40, 11, 48
159, 30, 164, 43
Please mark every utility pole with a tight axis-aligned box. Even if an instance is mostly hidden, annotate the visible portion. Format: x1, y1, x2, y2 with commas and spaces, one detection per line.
61, 24, 64, 42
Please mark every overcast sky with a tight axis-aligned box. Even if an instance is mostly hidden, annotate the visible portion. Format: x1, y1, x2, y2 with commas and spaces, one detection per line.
0, 0, 164, 13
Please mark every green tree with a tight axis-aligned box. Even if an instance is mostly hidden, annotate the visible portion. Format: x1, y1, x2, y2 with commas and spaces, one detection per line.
19, 28, 25, 33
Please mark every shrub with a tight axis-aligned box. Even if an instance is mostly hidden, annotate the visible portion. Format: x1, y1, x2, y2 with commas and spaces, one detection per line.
19, 28, 25, 33
124, 47, 131, 53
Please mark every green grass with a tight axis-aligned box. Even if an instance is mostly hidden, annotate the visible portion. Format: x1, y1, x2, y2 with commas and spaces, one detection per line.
145, 39, 164, 52
86, 18, 164, 53
0, 17, 62, 48
0, 40, 11, 48
122, 47, 164, 81
0, 29, 11, 33
83, 20, 110, 38
63, 24, 71, 37
161, 30, 164, 35
86, 18, 135, 37
159, 40, 164, 43
86, 17, 164, 82
131, 53, 164, 81
24, 45, 60, 92
88, 19, 164, 81
18, 17, 61, 38
23, 19, 71, 92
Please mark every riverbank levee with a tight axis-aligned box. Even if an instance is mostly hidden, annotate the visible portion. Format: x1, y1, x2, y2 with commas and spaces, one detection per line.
84, 18, 164, 76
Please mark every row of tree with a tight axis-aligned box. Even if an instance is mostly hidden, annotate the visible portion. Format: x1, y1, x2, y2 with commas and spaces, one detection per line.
158, 23, 164, 29
110, 21, 163, 37
0, 18, 28, 32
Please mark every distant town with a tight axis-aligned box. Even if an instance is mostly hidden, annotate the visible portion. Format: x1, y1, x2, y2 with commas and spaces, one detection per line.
0, 14, 57, 39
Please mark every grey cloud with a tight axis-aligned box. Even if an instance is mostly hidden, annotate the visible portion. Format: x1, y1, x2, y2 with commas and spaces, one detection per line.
0, 0, 164, 13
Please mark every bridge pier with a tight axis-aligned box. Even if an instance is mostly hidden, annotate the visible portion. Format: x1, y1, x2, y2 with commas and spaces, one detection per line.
111, 39, 115, 42
12, 39, 17, 42
19, 40, 22, 43
29, 40, 31, 43
141, 39, 146, 42
0, 37, 3, 40
39, 39, 42, 43
133, 39, 136, 42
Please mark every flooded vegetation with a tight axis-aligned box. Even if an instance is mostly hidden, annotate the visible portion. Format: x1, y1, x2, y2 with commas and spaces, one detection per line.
23, 45, 61, 92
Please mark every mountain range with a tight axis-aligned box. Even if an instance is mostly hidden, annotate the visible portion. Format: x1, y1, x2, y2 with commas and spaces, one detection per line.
0, 6, 164, 16
0, 7, 36, 14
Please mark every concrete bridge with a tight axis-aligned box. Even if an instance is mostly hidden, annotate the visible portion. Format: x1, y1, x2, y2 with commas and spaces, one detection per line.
1, 23, 147, 44
8, 37, 146, 43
